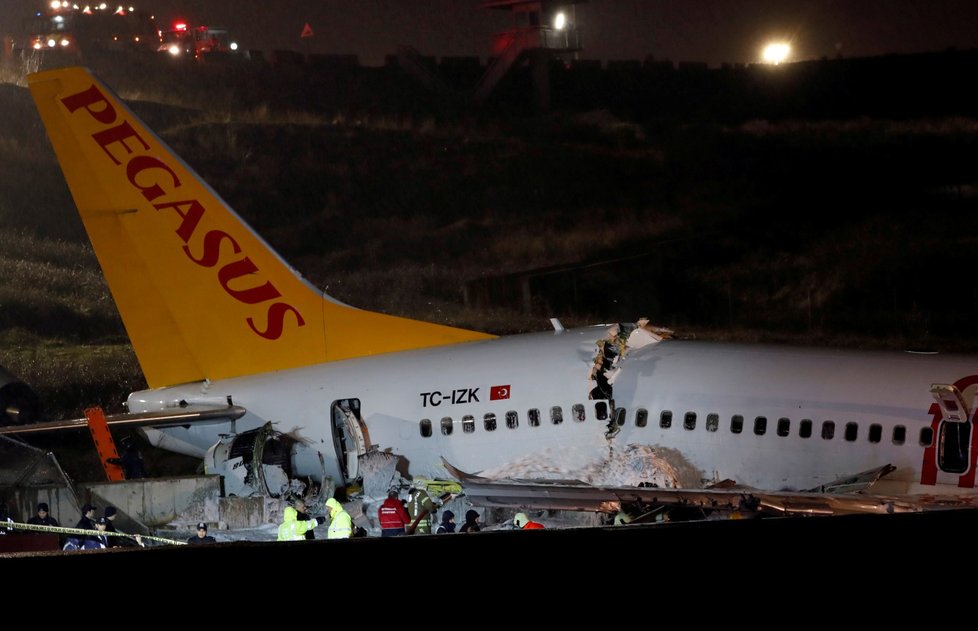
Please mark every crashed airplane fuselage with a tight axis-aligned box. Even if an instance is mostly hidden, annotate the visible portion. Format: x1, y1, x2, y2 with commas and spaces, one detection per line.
13, 66, 978, 516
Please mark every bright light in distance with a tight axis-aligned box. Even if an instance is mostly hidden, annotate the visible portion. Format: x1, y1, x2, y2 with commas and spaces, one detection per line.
50, 1, 61, 9
46, 38, 56, 47
167, 44, 181, 56
60, 38, 70, 47
174, 21, 187, 31
553, 11, 566, 30
229, 42, 238, 51
761, 42, 791, 65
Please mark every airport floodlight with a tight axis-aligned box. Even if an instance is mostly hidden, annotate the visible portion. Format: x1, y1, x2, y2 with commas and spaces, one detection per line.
761, 42, 791, 65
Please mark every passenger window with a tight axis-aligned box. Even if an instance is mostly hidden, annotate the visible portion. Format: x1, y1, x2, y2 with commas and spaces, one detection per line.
753, 416, 767, 436
844, 422, 858, 442
505, 410, 519, 429
551, 406, 563, 425
821, 421, 835, 440
528, 408, 541, 427
420, 419, 432, 438
868, 424, 882, 443
441, 417, 453, 436
892, 425, 906, 445
484, 413, 497, 432
706, 413, 719, 432
635, 409, 648, 428
730, 414, 743, 434
776, 417, 790, 437
595, 402, 608, 421
684, 412, 696, 431
462, 415, 475, 434
660, 410, 672, 429
919, 426, 934, 447
572, 404, 586, 422
799, 419, 812, 439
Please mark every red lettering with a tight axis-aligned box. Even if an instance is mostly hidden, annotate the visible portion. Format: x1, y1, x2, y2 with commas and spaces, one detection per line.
218, 258, 282, 304
60, 83, 116, 124
128, 155, 179, 202
92, 121, 149, 166
154, 199, 205, 243
62, 82, 306, 341
184, 229, 240, 268
248, 302, 305, 340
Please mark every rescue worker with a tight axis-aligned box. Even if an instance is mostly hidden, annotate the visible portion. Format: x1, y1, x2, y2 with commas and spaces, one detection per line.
435, 510, 456, 534
63, 503, 98, 549
188, 521, 217, 544
406, 486, 437, 534
277, 505, 324, 541
294, 499, 316, 540
27, 502, 59, 529
459, 509, 481, 533
103, 505, 141, 547
27, 501, 61, 546
90, 517, 110, 549
325, 497, 353, 539
377, 490, 410, 537
0, 503, 12, 534
107, 435, 146, 480
513, 512, 545, 529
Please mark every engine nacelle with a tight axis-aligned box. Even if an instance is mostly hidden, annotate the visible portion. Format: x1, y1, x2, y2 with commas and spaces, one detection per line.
0, 365, 41, 426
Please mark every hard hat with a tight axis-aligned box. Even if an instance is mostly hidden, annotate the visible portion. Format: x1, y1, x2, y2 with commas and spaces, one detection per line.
325, 497, 342, 513
513, 512, 528, 528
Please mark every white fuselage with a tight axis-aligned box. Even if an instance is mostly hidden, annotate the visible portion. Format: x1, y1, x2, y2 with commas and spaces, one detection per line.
128, 326, 978, 496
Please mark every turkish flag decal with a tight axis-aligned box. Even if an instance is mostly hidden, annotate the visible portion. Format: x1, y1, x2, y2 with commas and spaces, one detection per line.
490, 385, 511, 400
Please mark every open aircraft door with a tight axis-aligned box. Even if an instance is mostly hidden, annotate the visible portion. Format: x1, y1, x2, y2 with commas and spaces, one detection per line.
931, 383, 974, 476
331, 398, 370, 483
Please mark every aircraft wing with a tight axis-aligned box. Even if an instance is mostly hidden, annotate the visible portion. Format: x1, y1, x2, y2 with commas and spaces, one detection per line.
0, 405, 246, 436
444, 460, 978, 517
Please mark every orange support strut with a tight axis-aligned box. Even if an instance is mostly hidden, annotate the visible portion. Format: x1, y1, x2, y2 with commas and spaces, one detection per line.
85, 407, 125, 481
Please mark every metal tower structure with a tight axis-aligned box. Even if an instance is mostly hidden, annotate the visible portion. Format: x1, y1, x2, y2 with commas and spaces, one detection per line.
476, 1, 585, 110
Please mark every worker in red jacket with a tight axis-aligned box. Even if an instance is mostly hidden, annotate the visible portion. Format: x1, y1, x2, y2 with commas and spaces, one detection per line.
513, 512, 545, 529
378, 490, 411, 537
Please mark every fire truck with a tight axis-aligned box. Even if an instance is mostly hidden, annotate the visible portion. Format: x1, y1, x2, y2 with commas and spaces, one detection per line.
20, 1, 157, 56
158, 21, 238, 60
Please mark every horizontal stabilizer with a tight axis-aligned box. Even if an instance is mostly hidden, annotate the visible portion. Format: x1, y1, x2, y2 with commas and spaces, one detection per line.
0, 404, 246, 436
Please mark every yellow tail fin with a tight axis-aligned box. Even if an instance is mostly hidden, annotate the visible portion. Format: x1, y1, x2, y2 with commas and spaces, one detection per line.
28, 67, 493, 388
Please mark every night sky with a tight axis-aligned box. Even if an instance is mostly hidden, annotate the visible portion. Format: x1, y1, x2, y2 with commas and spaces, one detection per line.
5, 0, 978, 66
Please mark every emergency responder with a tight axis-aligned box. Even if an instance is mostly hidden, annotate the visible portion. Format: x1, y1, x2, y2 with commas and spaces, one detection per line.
513, 512, 545, 529
459, 509, 481, 533
406, 486, 437, 534
378, 490, 410, 536
325, 497, 353, 539
278, 505, 324, 541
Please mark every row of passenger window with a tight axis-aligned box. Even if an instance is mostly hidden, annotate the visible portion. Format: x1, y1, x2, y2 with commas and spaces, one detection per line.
647, 410, 932, 446
420, 402, 613, 437
418, 403, 934, 447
